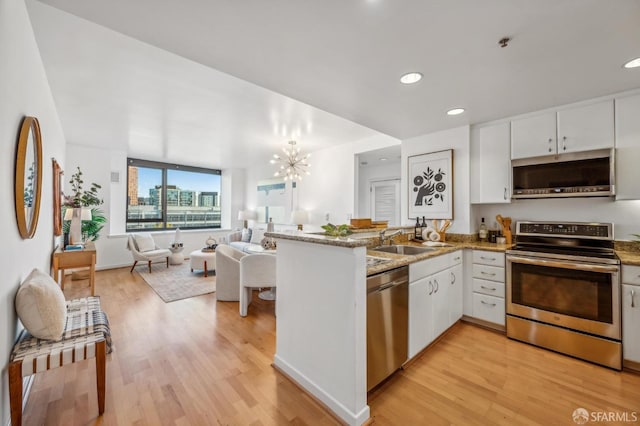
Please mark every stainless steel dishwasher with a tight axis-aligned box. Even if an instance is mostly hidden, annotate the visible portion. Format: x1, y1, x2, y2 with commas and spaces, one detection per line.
367, 266, 408, 391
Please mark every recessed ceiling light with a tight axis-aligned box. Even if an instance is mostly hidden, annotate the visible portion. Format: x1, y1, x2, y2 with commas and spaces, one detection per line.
447, 108, 465, 116
623, 57, 640, 69
400, 72, 423, 84
379, 157, 388, 161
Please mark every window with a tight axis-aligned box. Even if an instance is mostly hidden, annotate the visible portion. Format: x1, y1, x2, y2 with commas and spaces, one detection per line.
126, 158, 221, 231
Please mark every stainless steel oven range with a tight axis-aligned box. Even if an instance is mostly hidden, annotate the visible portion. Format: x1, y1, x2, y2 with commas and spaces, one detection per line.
506, 221, 621, 370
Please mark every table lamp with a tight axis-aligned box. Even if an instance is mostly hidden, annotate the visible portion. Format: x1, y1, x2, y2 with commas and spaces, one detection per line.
291, 210, 309, 231
64, 207, 92, 245
238, 209, 257, 229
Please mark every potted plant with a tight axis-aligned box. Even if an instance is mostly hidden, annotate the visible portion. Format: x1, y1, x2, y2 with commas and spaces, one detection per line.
62, 167, 105, 243
321, 223, 353, 238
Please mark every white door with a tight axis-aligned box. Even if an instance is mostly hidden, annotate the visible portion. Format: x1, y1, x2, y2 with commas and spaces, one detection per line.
370, 179, 400, 226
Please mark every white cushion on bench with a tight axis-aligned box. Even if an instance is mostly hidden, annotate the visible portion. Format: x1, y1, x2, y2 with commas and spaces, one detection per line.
15, 268, 67, 340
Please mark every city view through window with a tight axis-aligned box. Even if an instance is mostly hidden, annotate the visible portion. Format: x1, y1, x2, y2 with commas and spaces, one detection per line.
127, 159, 221, 230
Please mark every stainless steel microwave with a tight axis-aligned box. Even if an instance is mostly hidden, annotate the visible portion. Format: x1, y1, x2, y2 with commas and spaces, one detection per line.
512, 149, 615, 199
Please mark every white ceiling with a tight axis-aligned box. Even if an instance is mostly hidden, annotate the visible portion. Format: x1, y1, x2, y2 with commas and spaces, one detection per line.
30, 0, 640, 168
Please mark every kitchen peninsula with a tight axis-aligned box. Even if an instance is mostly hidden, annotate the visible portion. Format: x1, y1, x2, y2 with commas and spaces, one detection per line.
266, 231, 370, 426
265, 230, 503, 425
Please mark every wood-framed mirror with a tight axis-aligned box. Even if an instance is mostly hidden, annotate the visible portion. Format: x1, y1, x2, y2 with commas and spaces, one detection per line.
15, 116, 43, 239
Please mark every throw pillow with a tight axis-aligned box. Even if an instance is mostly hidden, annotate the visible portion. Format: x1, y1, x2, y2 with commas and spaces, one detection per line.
134, 234, 156, 252
250, 229, 266, 244
241, 228, 252, 243
15, 268, 67, 340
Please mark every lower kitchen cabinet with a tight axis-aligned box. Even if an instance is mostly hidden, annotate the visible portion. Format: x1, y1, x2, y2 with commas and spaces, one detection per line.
408, 251, 462, 359
470, 250, 506, 327
448, 263, 463, 325
622, 283, 640, 365
409, 276, 434, 358
472, 293, 505, 325
621, 265, 640, 367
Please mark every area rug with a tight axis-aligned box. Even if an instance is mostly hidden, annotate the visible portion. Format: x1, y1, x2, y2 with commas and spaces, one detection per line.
138, 262, 216, 303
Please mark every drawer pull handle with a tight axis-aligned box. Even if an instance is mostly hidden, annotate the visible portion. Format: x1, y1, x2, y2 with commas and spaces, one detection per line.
480, 271, 496, 277
433, 279, 439, 293
480, 300, 496, 307
454, 256, 461, 261
428, 281, 433, 295
480, 256, 496, 261
481, 285, 496, 291
632, 289, 636, 308
451, 272, 456, 285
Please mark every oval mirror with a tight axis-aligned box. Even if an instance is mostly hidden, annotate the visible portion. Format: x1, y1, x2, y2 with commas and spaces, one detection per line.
15, 116, 42, 239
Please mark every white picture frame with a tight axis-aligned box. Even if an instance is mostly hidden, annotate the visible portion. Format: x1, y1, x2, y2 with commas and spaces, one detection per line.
408, 149, 453, 220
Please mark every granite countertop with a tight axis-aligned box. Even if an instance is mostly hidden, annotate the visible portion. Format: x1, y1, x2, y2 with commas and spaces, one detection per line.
265, 230, 513, 274
366, 240, 512, 275
264, 231, 369, 248
617, 250, 640, 266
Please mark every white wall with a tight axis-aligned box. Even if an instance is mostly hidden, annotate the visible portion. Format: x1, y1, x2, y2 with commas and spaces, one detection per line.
0, 0, 67, 422
244, 135, 400, 232
401, 126, 472, 234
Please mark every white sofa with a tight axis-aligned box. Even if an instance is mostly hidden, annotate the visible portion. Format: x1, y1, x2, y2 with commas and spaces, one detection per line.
228, 228, 266, 253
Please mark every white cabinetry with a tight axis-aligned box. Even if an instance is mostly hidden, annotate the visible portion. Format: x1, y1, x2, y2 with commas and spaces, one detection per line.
448, 262, 463, 325
615, 93, 640, 200
471, 250, 505, 327
511, 112, 556, 159
471, 122, 511, 204
408, 251, 463, 359
511, 100, 614, 160
621, 265, 640, 366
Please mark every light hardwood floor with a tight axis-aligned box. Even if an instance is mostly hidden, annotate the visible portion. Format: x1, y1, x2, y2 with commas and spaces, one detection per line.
22, 267, 640, 425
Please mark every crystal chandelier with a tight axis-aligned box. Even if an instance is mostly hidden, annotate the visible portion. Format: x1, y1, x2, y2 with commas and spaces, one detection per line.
270, 140, 311, 181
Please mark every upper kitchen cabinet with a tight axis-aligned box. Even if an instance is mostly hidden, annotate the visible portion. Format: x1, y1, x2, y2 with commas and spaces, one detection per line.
471, 122, 511, 204
511, 100, 614, 159
511, 112, 556, 159
556, 100, 614, 154
615, 93, 640, 200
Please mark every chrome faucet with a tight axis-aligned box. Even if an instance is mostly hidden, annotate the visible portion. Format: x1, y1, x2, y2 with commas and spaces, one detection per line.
379, 228, 402, 246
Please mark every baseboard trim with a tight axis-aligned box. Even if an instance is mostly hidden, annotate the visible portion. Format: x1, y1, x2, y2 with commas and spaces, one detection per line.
623, 359, 640, 373
272, 355, 369, 426
461, 315, 506, 333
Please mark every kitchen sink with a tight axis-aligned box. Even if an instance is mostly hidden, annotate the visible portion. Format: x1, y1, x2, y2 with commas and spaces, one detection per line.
371, 245, 437, 255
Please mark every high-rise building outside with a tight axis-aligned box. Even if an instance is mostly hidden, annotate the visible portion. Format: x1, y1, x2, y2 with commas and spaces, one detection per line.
127, 166, 138, 206
198, 192, 218, 207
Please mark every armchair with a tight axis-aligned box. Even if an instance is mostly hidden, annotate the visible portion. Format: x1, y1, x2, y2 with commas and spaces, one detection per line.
215, 245, 247, 301
239, 254, 276, 317
126, 234, 171, 273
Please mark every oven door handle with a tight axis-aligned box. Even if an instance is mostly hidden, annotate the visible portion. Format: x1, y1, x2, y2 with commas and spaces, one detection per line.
507, 255, 619, 273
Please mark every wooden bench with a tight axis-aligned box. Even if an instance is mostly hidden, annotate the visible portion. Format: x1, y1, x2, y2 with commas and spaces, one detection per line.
8, 296, 112, 426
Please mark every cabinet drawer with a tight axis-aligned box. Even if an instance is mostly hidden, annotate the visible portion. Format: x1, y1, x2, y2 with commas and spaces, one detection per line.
472, 264, 505, 283
473, 278, 505, 298
622, 265, 640, 286
450, 250, 463, 266
473, 293, 505, 325
472, 250, 505, 267
409, 253, 451, 282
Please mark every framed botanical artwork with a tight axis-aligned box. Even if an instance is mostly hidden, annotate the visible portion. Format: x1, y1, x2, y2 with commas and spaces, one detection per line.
408, 149, 453, 220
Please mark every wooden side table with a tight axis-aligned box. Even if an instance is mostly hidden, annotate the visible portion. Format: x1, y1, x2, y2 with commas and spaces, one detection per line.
52, 245, 97, 295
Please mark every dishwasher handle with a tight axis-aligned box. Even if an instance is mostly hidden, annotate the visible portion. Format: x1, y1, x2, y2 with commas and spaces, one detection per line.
369, 278, 408, 294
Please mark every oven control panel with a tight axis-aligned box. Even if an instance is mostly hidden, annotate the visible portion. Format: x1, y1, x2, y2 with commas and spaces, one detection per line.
517, 222, 612, 239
